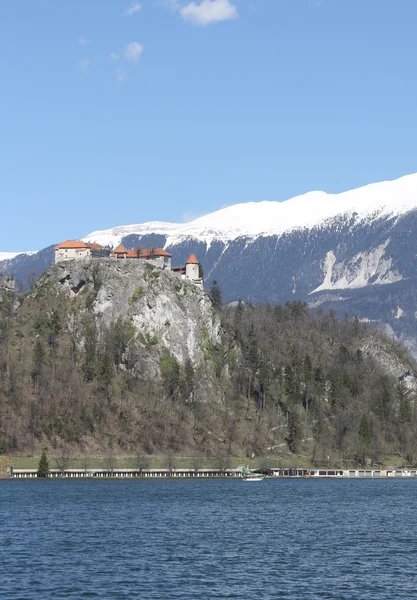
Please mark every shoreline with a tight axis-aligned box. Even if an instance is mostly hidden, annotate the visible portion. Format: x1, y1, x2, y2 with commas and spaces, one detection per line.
5, 467, 417, 480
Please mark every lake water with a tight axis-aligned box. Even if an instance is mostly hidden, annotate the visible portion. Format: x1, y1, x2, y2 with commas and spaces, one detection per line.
1, 478, 417, 599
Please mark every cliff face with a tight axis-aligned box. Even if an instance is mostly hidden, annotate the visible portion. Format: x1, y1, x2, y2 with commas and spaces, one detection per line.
0, 275, 15, 296
41, 259, 221, 368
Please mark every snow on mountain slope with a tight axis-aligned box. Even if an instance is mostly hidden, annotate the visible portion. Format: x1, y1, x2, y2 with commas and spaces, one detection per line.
83, 173, 417, 248
0, 251, 37, 261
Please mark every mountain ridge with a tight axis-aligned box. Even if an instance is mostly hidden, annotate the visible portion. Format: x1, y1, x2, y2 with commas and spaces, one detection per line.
2, 172, 417, 359
2, 172, 417, 256
81, 172, 417, 248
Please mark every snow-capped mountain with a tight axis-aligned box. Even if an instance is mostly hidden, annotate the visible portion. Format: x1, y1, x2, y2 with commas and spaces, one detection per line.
83, 173, 417, 248
2, 172, 417, 355
0, 251, 37, 262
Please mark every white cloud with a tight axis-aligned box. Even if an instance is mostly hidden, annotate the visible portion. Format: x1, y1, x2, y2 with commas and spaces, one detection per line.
116, 67, 129, 83
110, 53, 120, 63
78, 38, 89, 46
124, 42, 144, 63
79, 58, 91, 71
122, 2, 141, 16
180, 0, 237, 25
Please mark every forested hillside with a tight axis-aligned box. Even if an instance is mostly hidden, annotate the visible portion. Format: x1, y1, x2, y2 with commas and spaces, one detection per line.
0, 264, 416, 467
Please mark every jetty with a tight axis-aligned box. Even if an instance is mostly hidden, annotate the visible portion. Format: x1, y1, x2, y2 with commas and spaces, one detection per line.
5, 467, 417, 479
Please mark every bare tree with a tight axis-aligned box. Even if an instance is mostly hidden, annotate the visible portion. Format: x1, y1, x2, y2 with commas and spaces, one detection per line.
55, 447, 71, 476
216, 452, 231, 475
105, 449, 116, 475
135, 453, 149, 476
192, 454, 203, 474
82, 453, 89, 473
165, 454, 175, 475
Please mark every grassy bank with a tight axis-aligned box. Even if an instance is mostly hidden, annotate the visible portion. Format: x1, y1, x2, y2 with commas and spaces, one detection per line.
8, 454, 317, 471
7, 454, 407, 471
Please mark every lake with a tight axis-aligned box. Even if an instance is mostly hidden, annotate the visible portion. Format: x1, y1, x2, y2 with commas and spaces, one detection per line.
1, 478, 417, 599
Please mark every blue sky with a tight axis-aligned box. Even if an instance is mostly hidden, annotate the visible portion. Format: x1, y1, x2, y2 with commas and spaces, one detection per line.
1, 0, 417, 251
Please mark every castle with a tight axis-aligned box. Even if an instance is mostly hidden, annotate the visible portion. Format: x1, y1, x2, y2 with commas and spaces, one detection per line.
54, 240, 204, 290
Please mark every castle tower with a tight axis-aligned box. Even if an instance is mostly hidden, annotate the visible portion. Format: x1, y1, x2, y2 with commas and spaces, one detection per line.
186, 254, 200, 281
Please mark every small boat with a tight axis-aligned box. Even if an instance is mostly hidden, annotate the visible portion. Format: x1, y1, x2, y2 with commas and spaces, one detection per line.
241, 466, 268, 481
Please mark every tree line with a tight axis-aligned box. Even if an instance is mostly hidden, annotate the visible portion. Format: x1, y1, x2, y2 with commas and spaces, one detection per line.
0, 278, 416, 467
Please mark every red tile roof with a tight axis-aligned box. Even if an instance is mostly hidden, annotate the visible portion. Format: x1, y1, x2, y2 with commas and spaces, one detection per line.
186, 253, 199, 265
138, 247, 172, 258
114, 243, 128, 254
126, 249, 138, 258
87, 242, 105, 250
153, 248, 172, 257
55, 240, 87, 250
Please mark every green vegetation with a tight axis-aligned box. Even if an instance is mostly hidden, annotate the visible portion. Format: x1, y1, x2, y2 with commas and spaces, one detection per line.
143, 264, 159, 282
160, 352, 181, 397
37, 451, 49, 477
128, 286, 144, 305
0, 274, 416, 467
137, 331, 158, 346
209, 280, 222, 310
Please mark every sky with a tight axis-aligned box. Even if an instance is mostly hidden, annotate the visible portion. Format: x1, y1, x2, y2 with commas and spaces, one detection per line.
1, 0, 417, 251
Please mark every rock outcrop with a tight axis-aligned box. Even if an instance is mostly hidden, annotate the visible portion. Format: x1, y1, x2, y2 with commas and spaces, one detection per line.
0, 275, 15, 296
39, 258, 221, 366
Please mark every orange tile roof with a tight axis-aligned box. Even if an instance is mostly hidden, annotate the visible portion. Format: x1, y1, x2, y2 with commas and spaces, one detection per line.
126, 249, 138, 258
186, 253, 199, 265
55, 240, 87, 250
87, 242, 105, 250
114, 243, 127, 254
153, 248, 172, 257
138, 248, 172, 258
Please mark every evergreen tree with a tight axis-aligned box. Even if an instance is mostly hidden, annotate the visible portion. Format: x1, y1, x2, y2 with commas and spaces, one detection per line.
48, 309, 61, 349
99, 346, 114, 390
37, 451, 49, 478
183, 358, 195, 399
247, 324, 258, 371
160, 352, 180, 398
397, 382, 412, 425
234, 299, 244, 329
31, 338, 45, 388
358, 415, 372, 466
209, 280, 222, 310
83, 320, 97, 381
287, 407, 302, 453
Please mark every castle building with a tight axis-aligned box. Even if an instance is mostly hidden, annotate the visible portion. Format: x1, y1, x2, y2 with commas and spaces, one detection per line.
54, 240, 202, 288
172, 254, 204, 290
138, 247, 172, 270
186, 253, 200, 280
54, 241, 109, 262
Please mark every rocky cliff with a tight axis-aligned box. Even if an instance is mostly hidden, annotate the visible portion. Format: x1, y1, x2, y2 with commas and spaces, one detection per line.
37, 258, 221, 371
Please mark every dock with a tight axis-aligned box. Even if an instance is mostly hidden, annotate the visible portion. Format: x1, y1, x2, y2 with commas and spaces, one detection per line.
6, 467, 417, 479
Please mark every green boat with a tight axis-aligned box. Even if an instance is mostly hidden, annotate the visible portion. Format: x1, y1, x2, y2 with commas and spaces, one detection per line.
241, 466, 268, 481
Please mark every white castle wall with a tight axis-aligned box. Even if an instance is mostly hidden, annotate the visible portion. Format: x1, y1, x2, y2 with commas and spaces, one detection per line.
55, 248, 91, 263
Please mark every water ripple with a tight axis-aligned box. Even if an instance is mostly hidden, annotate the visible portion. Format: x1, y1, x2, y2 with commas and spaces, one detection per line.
1, 479, 417, 599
